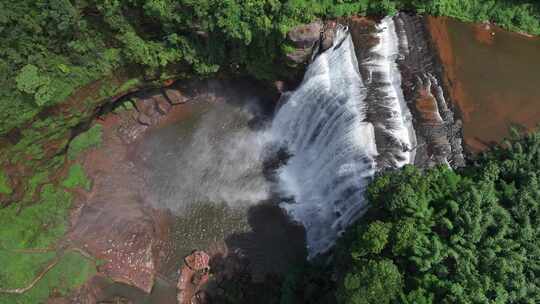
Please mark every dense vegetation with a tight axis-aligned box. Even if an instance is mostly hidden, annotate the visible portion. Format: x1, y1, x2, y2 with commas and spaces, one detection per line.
283, 130, 540, 304
0, 126, 101, 303
1, 0, 540, 302
2, 0, 539, 135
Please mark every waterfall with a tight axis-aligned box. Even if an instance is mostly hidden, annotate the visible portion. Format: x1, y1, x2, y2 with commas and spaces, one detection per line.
271, 17, 415, 258
363, 17, 415, 168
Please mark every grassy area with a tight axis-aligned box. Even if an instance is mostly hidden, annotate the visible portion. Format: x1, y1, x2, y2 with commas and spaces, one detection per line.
0, 171, 11, 195
0, 184, 71, 252
62, 164, 92, 191
0, 251, 96, 304
67, 124, 103, 160
0, 166, 95, 303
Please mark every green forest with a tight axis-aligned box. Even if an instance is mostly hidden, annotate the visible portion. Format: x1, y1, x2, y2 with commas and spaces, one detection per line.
281, 129, 540, 304
1, 0, 540, 135
1, 0, 540, 303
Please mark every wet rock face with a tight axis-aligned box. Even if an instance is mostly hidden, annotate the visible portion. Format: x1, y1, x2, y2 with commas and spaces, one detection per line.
286, 20, 323, 64
393, 13, 465, 167
68, 112, 173, 294
320, 21, 337, 51
335, 14, 464, 168
286, 20, 339, 65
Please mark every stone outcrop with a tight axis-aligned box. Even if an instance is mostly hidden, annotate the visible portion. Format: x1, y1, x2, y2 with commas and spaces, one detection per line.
163, 87, 190, 105
177, 251, 210, 304
286, 20, 323, 64
393, 13, 465, 167
286, 20, 339, 65
133, 85, 192, 128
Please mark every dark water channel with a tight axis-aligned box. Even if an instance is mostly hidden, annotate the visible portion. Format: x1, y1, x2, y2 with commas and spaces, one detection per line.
430, 17, 540, 152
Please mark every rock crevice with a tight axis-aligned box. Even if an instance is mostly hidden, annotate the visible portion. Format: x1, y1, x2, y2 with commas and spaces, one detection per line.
394, 13, 465, 168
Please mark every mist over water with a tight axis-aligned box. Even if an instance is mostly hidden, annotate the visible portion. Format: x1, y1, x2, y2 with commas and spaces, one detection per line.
139, 99, 271, 213
137, 17, 416, 260
136, 95, 307, 273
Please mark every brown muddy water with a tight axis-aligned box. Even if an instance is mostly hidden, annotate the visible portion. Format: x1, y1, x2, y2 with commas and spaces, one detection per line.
428, 17, 540, 152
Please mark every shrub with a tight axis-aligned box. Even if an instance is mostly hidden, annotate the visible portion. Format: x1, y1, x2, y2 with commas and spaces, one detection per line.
67, 124, 103, 160
61, 163, 91, 191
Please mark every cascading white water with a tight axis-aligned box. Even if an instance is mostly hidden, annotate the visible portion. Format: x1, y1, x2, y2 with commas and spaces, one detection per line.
272, 17, 415, 258
364, 17, 415, 167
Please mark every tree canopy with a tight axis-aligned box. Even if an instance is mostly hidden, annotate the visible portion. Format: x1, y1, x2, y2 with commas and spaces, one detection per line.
1, 0, 540, 135
332, 129, 540, 304
2, 2, 540, 301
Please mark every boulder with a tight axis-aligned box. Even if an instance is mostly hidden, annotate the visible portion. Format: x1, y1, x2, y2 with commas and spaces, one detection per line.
164, 88, 189, 104
287, 20, 323, 49
134, 98, 154, 116
286, 20, 323, 64
177, 251, 210, 304
153, 95, 171, 115
137, 113, 153, 126
133, 94, 168, 126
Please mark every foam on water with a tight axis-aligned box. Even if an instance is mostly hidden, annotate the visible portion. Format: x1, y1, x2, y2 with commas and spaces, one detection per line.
362, 16, 415, 167
272, 18, 415, 258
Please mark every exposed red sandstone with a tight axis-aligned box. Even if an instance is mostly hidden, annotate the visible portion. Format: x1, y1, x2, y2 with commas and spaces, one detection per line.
177, 251, 210, 304
68, 112, 168, 294
67, 88, 187, 294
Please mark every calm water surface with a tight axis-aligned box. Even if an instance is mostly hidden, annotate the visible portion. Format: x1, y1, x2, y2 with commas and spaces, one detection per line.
432, 18, 540, 151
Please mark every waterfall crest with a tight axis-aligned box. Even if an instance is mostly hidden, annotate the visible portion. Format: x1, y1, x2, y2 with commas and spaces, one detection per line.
272, 18, 415, 258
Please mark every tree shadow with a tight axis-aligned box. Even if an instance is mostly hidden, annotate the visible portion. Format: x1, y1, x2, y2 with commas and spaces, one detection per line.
204, 202, 307, 303
226, 203, 307, 280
